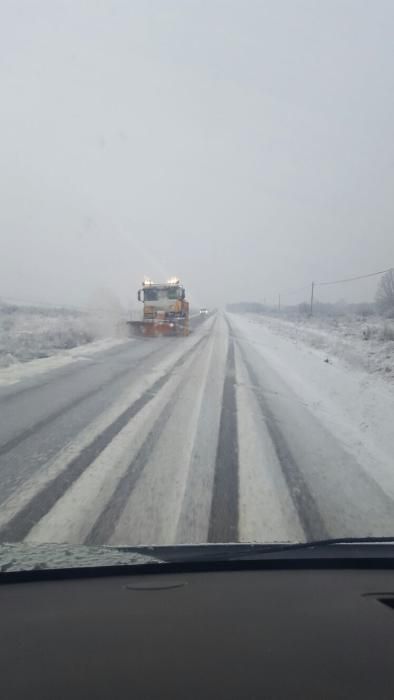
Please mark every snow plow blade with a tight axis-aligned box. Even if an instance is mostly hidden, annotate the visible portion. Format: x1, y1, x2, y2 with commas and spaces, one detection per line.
126, 320, 189, 337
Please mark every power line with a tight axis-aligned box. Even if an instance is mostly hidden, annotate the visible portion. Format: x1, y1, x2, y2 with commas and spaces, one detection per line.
259, 266, 393, 315
316, 267, 393, 287
272, 266, 394, 317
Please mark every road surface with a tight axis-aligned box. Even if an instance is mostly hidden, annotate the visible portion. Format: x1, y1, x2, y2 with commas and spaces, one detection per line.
0, 312, 393, 546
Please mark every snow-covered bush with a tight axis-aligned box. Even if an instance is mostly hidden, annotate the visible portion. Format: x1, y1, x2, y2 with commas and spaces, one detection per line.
379, 322, 394, 342
376, 270, 394, 317
0, 304, 95, 366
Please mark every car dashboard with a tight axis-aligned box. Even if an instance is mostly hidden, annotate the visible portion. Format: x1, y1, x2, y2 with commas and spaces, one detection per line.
2, 555, 394, 698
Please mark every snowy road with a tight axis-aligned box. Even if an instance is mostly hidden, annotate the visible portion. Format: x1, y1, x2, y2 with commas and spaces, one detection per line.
1, 312, 394, 546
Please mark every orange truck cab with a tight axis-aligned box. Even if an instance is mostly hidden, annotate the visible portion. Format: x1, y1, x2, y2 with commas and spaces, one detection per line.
133, 278, 189, 336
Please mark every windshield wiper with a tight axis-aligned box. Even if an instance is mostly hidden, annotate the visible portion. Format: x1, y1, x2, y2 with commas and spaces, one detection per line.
113, 537, 394, 564
227, 536, 394, 560
3, 538, 394, 575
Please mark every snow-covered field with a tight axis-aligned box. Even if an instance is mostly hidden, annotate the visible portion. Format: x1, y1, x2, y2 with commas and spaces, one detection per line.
243, 312, 394, 383
0, 300, 127, 370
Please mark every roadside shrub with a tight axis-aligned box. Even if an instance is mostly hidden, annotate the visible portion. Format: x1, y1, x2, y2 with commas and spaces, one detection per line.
379, 322, 394, 342
376, 270, 394, 317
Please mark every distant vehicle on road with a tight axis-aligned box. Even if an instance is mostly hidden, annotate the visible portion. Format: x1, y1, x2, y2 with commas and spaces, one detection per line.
199, 308, 208, 315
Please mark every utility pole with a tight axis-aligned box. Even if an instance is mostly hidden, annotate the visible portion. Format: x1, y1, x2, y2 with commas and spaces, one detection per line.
310, 281, 315, 316
278, 294, 281, 312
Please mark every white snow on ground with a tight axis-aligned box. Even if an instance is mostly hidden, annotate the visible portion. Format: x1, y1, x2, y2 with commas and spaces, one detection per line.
0, 300, 129, 385
243, 312, 394, 382
229, 313, 394, 498
0, 302, 92, 366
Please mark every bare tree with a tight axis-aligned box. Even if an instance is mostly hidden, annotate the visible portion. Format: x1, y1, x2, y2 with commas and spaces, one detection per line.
376, 269, 394, 316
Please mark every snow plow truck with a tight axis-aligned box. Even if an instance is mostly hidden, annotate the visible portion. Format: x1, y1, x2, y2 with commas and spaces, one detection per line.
127, 278, 190, 337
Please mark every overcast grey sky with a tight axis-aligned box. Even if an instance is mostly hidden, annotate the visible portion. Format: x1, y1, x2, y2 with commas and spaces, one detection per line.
1, 0, 393, 308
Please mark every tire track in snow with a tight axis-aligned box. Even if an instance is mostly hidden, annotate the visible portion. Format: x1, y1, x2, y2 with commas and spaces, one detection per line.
234, 334, 328, 541
233, 342, 306, 543
0, 340, 135, 400
0, 366, 136, 458
208, 336, 239, 542
0, 342, 172, 457
174, 314, 229, 544
0, 334, 208, 542
84, 378, 186, 545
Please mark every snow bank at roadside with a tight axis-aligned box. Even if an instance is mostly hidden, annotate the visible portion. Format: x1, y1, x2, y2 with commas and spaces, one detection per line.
242, 312, 394, 383
0, 300, 128, 369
